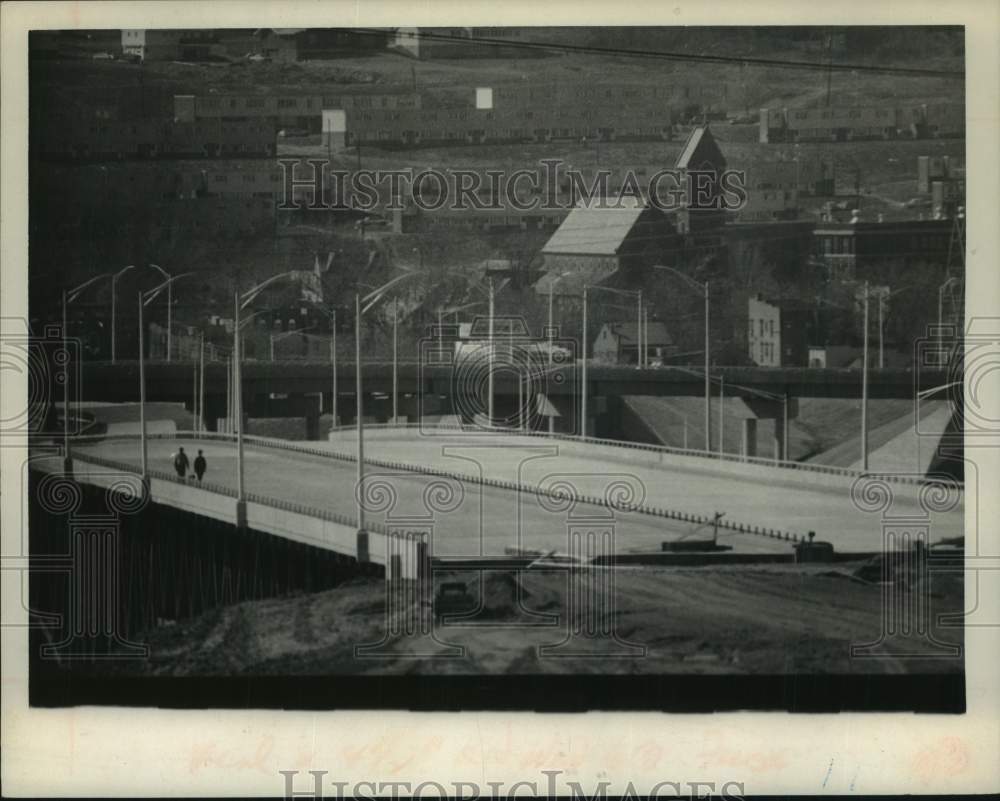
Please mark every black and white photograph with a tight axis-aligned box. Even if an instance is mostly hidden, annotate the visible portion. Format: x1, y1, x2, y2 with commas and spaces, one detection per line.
2, 1, 999, 797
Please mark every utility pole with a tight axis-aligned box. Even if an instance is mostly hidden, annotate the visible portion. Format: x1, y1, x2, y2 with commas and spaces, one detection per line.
355, 293, 365, 533
581, 285, 588, 439
138, 292, 148, 478
718, 374, 726, 456
392, 296, 399, 422
330, 307, 337, 428
861, 281, 869, 471
488, 278, 495, 424
636, 290, 644, 368
198, 332, 205, 435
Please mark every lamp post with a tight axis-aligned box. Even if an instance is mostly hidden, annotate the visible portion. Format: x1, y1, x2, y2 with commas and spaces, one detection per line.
110, 264, 136, 364
148, 264, 192, 361
861, 281, 869, 471
718, 374, 725, 456
392, 296, 399, 422
548, 272, 571, 433
61, 273, 113, 473
138, 291, 147, 478
355, 271, 419, 534
938, 276, 961, 364
581, 283, 641, 439
488, 277, 495, 424
637, 289, 644, 368
232, 272, 298, 515
654, 265, 710, 452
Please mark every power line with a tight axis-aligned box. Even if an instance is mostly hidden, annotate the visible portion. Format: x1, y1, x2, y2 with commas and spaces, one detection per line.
350, 27, 964, 80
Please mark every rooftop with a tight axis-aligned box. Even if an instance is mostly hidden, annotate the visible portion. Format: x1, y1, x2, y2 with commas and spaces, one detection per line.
541, 195, 648, 256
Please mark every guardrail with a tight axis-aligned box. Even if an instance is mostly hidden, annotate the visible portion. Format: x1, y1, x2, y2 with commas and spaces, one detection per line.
326, 421, 949, 488
60, 431, 810, 546
60, 443, 394, 539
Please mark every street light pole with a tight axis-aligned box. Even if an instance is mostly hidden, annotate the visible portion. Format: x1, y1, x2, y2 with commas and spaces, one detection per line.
704, 281, 710, 452
937, 276, 959, 363
719, 374, 725, 456
198, 332, 205, 434
138, 291, 148, 478
62, 290, 70, 473
110, 264, 135, 364
356, 292, 365, 533
861, 281, 869, 471
488, 278, 495, 425
330, 308, 337, 428
581, 285, 588, 438
548, 280, 556, 434
234, 290, 245, 502
392, 296, 399, 422
637, 290, 643, 368
653, 265, 710, 451
61, 272, 114, 473
878, 291, 884, 369
354, 271, 418, 538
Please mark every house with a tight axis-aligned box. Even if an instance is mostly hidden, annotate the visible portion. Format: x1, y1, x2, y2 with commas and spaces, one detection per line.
747, 294, 816, 367
539, 195, 675, 294
593, 321, 674, 366
120, 29, 220, 62
811, 216, 954, 281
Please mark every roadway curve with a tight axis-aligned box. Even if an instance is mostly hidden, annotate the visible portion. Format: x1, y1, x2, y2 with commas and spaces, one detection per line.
72, 428, 964, 555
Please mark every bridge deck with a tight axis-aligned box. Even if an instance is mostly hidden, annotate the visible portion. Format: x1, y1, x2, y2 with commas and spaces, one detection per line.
56, 429, 964, 555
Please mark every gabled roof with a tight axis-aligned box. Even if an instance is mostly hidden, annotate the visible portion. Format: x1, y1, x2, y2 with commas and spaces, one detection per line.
675, 125, 726, 171
541, 195, 648, 256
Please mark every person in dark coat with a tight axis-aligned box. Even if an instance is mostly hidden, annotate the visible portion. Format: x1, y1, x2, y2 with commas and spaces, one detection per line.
193, 450, 207, 482
173, 447, 189, 479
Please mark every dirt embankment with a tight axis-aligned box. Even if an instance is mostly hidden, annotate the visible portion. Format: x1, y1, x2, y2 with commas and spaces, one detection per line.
96, 563, 963, 677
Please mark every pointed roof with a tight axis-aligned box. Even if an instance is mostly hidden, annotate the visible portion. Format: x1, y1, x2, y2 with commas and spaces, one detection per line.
675, 125, 726, 172
541, 195, 648, 256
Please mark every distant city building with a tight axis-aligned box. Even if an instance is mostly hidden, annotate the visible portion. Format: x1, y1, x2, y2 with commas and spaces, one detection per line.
759, 103, 964, 143
747, 294, 816, 367
120, 29, 220, 62
540, 196, 675, 287
811, 217, 953, 281
593, 321, 675, 365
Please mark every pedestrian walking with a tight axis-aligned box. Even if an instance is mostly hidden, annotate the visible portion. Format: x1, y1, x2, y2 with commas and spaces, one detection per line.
173, 446, 189, 480
193, 450, 206, 482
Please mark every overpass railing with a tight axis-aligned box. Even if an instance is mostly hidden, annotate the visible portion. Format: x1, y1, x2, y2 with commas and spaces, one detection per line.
60, 431, 812, 546
326, 422, 951, 489
66, 422, 952, 489
60, 441, 394, 538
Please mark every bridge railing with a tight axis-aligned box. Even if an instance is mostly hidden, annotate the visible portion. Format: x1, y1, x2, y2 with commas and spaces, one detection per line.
326, 422, 947, 488
68, 422, 950, 488
58, 432, 811, 546
60, 441, 397, 539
